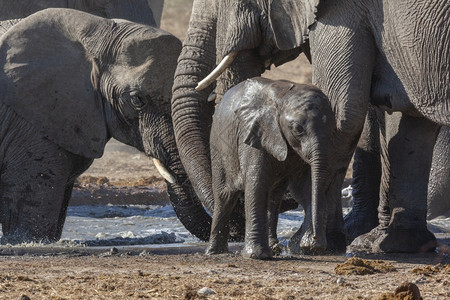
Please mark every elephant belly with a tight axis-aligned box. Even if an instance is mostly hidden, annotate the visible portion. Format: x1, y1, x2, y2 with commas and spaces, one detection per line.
370, 56, 419, 116
378, 0, 450, 125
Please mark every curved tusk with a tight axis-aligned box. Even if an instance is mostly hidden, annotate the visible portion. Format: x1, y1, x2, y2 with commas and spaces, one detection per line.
195, 51, 238, 91
152, 158, 176, 184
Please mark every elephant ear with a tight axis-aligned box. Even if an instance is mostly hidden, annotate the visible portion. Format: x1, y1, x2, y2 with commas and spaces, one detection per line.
0, 16, 108, 158
269, 0, 319, 50
234, 80, 288, 161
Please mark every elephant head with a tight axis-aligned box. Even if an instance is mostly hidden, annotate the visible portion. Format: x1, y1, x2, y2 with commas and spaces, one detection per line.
171, 0, 318, 229
0, 8, 211, 241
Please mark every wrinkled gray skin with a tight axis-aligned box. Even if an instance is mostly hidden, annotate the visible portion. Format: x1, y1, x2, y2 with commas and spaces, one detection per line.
171, 0, 449, 253
206, 78, 339, 259
0, 0, 164, 35
0, 8, 209, 244
344, 113, 450, 242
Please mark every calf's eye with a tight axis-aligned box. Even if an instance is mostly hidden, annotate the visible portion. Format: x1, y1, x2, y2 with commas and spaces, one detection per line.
291, 122, 305, 137
130, 93, 147, 111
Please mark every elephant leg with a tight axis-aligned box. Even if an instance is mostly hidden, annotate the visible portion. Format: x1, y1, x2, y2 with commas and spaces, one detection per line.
344, 106, 381, 242
324, 177, 347, 253
0, 136, 87, 244
206, 162, 239, 255
268, 181, 288, 256
351, 112, 439, 253
56, 156, 94, 235
286, 169, 313, 255
241, 165, 273, 260
427, 126, 450, 219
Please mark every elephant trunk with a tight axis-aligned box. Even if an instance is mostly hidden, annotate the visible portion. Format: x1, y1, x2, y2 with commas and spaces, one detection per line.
171, 0, 217, 213
309, 146, 330, 252
142, 113, 211, 241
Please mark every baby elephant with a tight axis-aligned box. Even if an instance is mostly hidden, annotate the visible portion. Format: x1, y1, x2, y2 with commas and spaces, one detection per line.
206, 77, 336, 259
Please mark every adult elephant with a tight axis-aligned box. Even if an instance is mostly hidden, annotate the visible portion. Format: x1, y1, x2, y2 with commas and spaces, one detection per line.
0, 0, 164, 35
0, 8, 210, 243
171, 0, 449, 253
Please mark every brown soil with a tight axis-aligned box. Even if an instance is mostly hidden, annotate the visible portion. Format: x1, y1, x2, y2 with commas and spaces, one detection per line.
1, 1, 448, 299
0, 249, 448, 299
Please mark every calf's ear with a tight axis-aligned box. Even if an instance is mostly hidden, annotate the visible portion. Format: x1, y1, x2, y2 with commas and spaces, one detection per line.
235, 83, 288, 162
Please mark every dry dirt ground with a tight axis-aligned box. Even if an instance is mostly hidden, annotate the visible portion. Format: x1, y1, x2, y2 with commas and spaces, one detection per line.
0, 1, 448, 299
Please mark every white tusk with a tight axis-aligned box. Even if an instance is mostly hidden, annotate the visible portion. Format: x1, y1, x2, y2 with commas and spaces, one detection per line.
207, 91, 217, 102
195, 51, 238, 91
152, 158, 176, 184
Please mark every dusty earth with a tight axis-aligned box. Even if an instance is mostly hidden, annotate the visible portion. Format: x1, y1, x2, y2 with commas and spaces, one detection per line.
0, 1, 449, 299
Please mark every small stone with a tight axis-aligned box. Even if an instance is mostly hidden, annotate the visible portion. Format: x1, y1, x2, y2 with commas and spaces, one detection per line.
20, 296, 31, 300
197, 287, 216, 296
336, 277, 345, 285
110, 247, 119, 255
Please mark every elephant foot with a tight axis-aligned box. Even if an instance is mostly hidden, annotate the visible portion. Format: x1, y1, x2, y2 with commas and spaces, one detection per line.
347, 225, 386, 253
1, 217, 62, 245
348, 225, 437, 253
288, 226, 327, 255
205, 239, 229, 255
1, 228, 57, 245
241, 242, 273, 260
343, 207, 378, 243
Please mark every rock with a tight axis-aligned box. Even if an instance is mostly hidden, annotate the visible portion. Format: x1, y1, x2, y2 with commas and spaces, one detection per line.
197, 287, 216, 296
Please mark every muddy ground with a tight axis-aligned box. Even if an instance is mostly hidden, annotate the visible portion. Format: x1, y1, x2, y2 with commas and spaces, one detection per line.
0, 1, 449, 299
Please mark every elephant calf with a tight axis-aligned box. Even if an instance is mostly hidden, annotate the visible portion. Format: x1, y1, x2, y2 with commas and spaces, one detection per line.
206, 77, 337, 259
0, 8, 208, 244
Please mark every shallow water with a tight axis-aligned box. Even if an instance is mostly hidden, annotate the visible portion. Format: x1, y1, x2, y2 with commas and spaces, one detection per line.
1, 193, 449, 248
58, 204, 306, 247
59, 203, 449, 248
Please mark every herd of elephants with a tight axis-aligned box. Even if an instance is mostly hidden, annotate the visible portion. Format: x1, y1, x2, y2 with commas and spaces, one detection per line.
0, 0, 448, 260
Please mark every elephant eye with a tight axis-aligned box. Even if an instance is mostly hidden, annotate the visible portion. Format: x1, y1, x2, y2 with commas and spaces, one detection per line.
291, 122, 305, 137
130, 93, 147, 111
